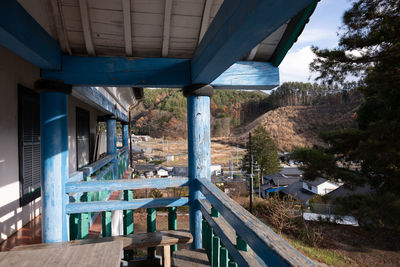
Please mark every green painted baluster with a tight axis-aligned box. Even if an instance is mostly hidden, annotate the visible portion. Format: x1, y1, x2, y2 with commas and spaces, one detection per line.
208, 227, 214, 262
220, 245, 229, 267
202, 218, 207, 250
212, 235, 220, 267
78, 193, 89, 239
123, 190, 134, 260
78, 212, 89, 239
168, 207, 177, 253
236, 234, 249, 252
147, 208, 156, 258
102, 211, 112, 237
211, 206, 220, 218
69, 213, 79, 240
228, 254, 238, 267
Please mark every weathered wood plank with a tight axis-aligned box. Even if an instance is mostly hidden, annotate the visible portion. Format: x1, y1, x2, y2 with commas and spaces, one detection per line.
12, 231, 192, 251
173, 249, 210, 267
66, 177, 189, 193
162, 0, 172, 57
66, 197, 189, 214
50, 0, 72, 54
198, 0, 214, 44
198, 178, 316, 267
2, 240, 123, 267
78, 0, 95, 55
122, 0, 132, 56
69, 155, 114, 182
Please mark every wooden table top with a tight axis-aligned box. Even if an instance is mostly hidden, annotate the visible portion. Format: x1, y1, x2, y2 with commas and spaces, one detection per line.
0, 240, 123, 267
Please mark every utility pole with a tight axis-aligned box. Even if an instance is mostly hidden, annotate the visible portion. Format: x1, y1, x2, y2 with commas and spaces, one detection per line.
249, 132, 253, 214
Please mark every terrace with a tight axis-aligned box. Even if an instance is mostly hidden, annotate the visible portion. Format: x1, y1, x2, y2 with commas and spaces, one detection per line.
0, 0, 319, 266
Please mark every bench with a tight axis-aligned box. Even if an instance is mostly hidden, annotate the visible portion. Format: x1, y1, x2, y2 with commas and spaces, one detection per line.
13, 230, 193, 267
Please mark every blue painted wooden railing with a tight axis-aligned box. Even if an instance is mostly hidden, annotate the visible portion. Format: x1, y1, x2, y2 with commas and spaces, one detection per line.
67, 153, 314, 266
197, 178, 316, 267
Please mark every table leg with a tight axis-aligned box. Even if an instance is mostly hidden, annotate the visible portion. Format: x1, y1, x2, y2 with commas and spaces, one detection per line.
162, 245, 171, 267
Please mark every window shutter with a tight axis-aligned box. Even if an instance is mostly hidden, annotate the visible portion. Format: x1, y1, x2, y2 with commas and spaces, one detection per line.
19, 85, 41, 204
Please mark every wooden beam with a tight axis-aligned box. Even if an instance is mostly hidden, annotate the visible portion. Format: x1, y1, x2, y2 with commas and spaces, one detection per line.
41, 56, 279, 89
247, 44, 260, 61
191, 0, 314, 84
50, 0, 71, 55
198, 0, 214, 44
162, 0, 172, 57
0, 0, 61, 69
78, 0, 95, 55
66, 177, 190, 193
122, 0, 132, 56
66, 197, 189, 214
41, 55, 191, 87
211, 61, 279, 90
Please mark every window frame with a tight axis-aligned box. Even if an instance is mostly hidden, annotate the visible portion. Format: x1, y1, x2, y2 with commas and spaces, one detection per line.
18, 84, 41, 207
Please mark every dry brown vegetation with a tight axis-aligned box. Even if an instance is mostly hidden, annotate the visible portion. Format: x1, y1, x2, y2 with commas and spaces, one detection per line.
233, 103, 359, 151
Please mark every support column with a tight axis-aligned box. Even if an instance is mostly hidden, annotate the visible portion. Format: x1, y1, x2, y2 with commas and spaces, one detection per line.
35, 79, 71, 243
122, 122, 129, 169
106, 117, 117, 179
185, 84, 213, 249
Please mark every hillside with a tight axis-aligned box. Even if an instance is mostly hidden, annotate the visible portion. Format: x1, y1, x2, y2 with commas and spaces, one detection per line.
232, 102, 360, 151
131, 84, 362, 151
131, 88, 270, 138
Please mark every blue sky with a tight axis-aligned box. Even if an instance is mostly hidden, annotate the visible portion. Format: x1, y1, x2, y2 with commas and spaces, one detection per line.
279, 0, 353, 83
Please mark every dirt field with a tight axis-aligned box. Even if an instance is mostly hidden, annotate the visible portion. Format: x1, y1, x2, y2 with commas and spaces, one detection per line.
137, 138, 246, 167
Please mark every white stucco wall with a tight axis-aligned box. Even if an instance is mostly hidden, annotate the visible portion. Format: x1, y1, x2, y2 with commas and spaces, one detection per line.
0, 46, 107, 243
0, 46, 42, 243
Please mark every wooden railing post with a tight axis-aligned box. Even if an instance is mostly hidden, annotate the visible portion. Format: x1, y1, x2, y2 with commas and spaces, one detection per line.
102, 211, 112, 237
220, 245, 228, 267
212, 235, 220, 267
147, 208, 156, 258
106, 117, 117, 179
185, 85, 213, 249
168, 207, 177, 252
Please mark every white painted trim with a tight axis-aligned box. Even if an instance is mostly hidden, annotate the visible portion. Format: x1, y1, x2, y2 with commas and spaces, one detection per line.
50, 0, 71, 54
162, 0, 172, 57
78, 0, 95, 56
198, 0, 214, 44
122, 0, 132, 56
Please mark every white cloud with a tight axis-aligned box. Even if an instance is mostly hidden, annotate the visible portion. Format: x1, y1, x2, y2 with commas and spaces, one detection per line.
296, 28, 337, 44
279, 46, 317, 83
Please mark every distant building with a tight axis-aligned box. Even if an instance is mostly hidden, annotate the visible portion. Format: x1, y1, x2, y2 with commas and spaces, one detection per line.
166, 155, 174, 162
302, 178, 339, 195
280, 178, 340, 203
211, 164, 222, 176
156, 167, 169, 178
135, 164, 156, 178
171, 166, 189, 177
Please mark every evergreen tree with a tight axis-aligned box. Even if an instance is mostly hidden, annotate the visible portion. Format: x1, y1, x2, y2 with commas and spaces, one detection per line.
242, 125, 281, 187
293, 0, 400, 228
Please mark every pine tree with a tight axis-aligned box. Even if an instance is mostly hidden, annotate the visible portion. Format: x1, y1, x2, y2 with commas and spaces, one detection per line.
242, 125, 281, 187
293, 0, 400, 228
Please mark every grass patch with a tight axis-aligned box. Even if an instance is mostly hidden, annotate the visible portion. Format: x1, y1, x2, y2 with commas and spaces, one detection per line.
287, 238, 352, 267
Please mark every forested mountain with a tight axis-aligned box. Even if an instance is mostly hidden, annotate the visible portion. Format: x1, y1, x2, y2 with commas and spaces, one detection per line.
130, 83, 362, 144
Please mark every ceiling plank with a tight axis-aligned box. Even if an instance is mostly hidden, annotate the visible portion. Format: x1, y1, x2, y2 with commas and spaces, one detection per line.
198, 0, 214, 44
122, 0, 132, 56
78, 0, 95, 56
247, 44, 259, 61
50, 0, 71, 55
162, 0, 172, 57
191, 0, 314, 84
